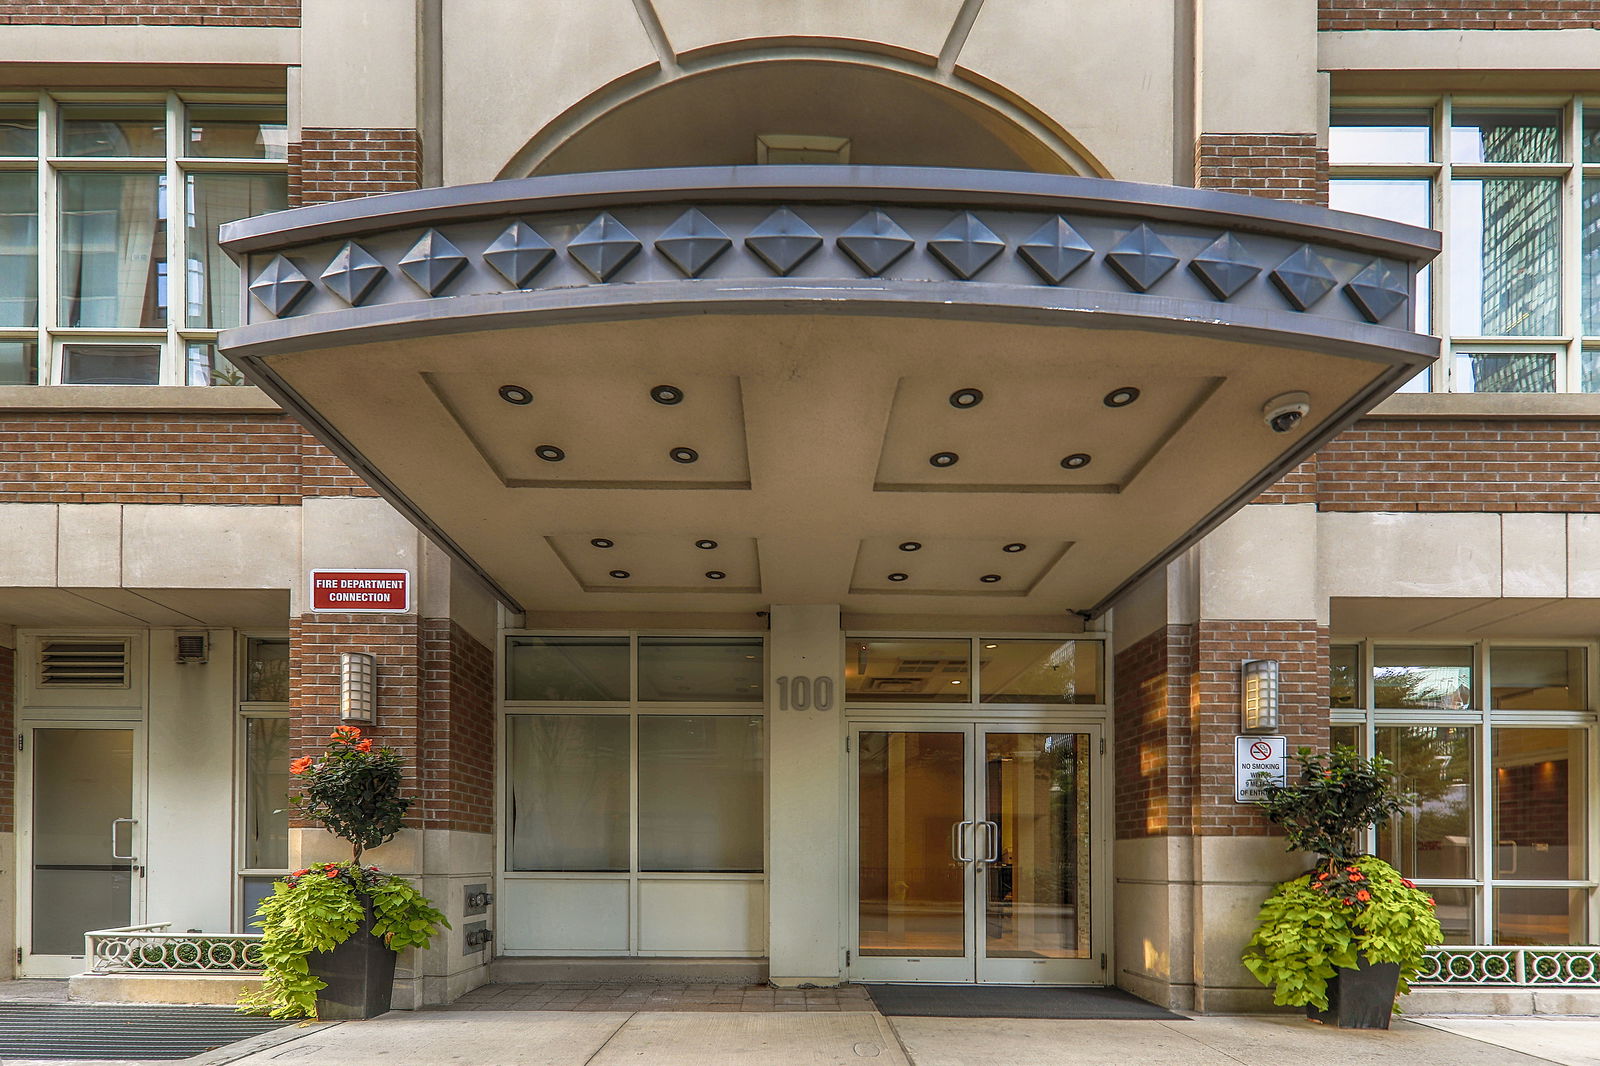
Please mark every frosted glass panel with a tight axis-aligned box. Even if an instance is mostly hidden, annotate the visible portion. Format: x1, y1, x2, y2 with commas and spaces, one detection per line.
505, 636, 629, 701
32, 728, 133, 956
639, 716, 763, 871
637, 637, 763, 702
507, 715, 628, 871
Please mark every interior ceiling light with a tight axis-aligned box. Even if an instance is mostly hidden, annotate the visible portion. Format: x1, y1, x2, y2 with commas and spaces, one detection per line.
898, 541, 922, 552
929, 452, 959, 468
1061, 453, 1092, 469
1002, 543, 1026, 553
706, 570, 726, 580
609, 569, 631, 579
590, 538, 615, 548
695, 539, 718, 550
670, 446, 699, 464
980, 574, 1002, 583
498, 385, 532, 405
1104, 386, 1141, 408
535, 444, 565, 462
887, 573, 909, 582
949, 388, 984, 409
985, 643, 998, 648
651, 384, 684, 405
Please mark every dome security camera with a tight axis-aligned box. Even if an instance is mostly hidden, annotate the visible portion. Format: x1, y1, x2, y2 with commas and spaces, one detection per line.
1263, 391, 1311, 434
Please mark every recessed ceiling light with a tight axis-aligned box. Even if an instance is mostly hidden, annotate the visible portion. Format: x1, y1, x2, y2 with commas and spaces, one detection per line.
898, 541, 922, 552
949, 388, 984, 409
651, 385, 683, 405
929, 452, 959, 468
887, 573, 909, 582
1061, 453, 1092, 469
498, 384, 532, 405
535, 444, 565, 462
980, 574, 1002, 583
695, 539, 718, 550
608, 569, 630, 579
670, 446, 699, 464
984, 643, 998, 649
706, 570, 726, 580
590, 538, 615, 548
950, 679, 962, 685
1003, 543, 1026, 553
1104, 386, 1140, 408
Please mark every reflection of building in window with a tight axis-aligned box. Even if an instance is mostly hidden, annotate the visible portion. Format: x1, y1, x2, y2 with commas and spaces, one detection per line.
1479, 126, 1561, 345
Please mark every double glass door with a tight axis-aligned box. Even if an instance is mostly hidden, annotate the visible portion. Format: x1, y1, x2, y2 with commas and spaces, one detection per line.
850, 722, 1103, 984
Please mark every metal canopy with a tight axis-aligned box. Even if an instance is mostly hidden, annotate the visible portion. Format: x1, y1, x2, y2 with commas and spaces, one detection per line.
219, 166, 1439, 617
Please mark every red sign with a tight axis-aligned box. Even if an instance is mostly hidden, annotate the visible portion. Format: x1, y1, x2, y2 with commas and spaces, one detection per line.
309, 569, 410, 613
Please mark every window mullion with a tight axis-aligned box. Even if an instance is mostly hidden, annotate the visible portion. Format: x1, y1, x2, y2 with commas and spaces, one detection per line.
164, 91, 183, 385
37, 92, 56, 383
1435, 96, 1453, 391
1563, 97, 1584, 390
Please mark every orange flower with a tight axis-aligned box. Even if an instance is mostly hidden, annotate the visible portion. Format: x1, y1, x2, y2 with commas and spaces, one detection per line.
331, 725, 362, 740
292, 869, 309, 877
1426, 897, 1437, 908
356, 738, 373, 753
325, 867, 340, 878
1356, 889, 1371, 902
289, 756, 313, 775
1348, 872, 1364, 882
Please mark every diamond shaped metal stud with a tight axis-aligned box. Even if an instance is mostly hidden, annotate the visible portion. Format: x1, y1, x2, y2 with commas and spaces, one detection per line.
248, 255, 311, 316
1344, 260, 1410, 323
398, 229, 467, 295
929, 212, 1005, 281
655, 209, 732, 278
1106, 224, 1179, 292
745, 207, 823, 275
1271, 245, 1338, 311
320, 242, 386, 305
838, 210, 914, 276
1188, 232, 1260, 301
568, 212, 642, 282
483, 221, 555, 287
1017, 216, 1094, 285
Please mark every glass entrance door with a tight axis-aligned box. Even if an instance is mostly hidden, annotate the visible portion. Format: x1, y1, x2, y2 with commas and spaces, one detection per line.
20, 724, 141, 977
850, 722, 1103, 984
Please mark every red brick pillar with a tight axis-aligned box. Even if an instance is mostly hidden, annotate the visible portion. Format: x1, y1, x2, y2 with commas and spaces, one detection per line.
1195, 134, 1329, 206
288, 128, 422, 208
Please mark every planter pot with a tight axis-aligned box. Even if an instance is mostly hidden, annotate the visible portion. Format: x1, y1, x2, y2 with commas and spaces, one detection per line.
306, 898, 398, 1020
1306, 955, 1401, 1029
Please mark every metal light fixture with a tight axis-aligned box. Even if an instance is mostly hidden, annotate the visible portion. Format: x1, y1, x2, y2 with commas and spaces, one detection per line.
1241, 659, 1280, 734
340, 652, 377, 723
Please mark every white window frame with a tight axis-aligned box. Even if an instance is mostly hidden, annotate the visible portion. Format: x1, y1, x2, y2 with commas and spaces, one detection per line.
234, 632, 290, 931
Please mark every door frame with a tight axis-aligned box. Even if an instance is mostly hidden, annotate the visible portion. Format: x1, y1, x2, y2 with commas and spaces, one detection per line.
16, 720, 148, 977
845, 715, 1109, 985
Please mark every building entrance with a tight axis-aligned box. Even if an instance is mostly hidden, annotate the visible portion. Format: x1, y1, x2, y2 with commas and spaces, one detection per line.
847, 722, 1105, 985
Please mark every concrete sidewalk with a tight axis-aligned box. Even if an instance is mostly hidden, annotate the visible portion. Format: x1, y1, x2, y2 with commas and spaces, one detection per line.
193, 1010, 1600, 1066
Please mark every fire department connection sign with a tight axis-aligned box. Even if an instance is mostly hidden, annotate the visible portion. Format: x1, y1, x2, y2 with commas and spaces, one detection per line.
309, 569, 411, 613
1234, 735, 1287, 803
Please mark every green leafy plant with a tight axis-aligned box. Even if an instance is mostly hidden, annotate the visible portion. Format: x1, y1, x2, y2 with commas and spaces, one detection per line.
240, 726, 448, 1019
1240, 745, 1441, 1012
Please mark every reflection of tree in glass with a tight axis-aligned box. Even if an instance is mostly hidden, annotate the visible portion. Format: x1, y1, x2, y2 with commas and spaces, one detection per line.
1374, 665, 1470, 711
1378, 726, 1472, 877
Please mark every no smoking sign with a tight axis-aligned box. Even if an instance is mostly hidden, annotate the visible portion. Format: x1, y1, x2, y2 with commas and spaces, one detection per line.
1234, 734, 1287, 803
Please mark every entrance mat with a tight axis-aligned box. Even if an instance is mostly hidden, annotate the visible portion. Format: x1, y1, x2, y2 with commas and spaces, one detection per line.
864, 984, 1187, 1020
0, 1003, 295, 1060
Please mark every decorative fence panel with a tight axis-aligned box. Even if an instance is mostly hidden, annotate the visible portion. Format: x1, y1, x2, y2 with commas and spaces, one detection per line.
84, 924, 265, 975
1414, 946, 1600, 987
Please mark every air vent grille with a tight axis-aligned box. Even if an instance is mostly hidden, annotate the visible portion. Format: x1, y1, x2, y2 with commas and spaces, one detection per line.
39, 640, 130, 688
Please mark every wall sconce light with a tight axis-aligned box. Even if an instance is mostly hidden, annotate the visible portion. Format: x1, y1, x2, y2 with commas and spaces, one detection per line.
1241, 659, 1280, 734
340, 652, 377, 723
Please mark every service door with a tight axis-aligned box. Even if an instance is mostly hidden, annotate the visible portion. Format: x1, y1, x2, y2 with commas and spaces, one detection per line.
849, 721, 1104, 984
18, 723, 143, 977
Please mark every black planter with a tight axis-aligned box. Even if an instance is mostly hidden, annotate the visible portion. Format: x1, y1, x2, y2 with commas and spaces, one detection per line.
307, 899, 398, 1020
1306, 955, 1401, 1029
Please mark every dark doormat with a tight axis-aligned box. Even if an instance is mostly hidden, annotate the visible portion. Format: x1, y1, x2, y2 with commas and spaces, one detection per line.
864, 983, 1188, 1020
0, 1003, 295, 1060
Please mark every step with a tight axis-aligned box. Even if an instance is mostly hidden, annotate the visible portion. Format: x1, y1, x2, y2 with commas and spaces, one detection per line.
489, 957, 769, 985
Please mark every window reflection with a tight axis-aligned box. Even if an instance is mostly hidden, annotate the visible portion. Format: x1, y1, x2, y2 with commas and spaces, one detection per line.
978, 640, 1101, 704
1373, 645, 1473, 710
1493, 729, 1587, 881
1330, 645, 1362, 708
1451, 109, 1562, 164
505, 636, 629, 701
1376, 726, 1475, 881
1329, 108, 1433, 164
1449, 178, 1562, 337
1490, 647, 1586, 710
846, 638, 970, 703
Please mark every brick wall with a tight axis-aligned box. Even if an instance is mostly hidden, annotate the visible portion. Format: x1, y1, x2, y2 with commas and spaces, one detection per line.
1188, 621, 1329, 836
1114, 625, 1194, 839
0, 644, 12, 835
0, 1, 298, 25
289, 129, 422, 208
1195, 133, 1328, 207
420, 620, 495, 834
1253, 419, 1600, 513
1319, 1, 1600, 30
0, 413, 377, 503
1495, 761, 1569, 850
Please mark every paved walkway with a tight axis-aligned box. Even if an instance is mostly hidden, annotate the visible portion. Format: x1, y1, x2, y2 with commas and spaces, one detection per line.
443, 980, 876, 1012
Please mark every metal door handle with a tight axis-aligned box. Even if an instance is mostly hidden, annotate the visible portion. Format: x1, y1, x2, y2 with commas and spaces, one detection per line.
111, 818, 137, 862
951, 820, 974, 863
983, 820, 1000, 862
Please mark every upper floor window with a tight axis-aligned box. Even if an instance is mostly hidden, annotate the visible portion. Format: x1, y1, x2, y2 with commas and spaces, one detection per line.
1330, 96, 1600, 394
0, 93, 287, 387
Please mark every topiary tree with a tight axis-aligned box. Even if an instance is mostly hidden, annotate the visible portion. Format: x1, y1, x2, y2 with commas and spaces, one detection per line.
1254, 744, 1408, 866
289, 724, 410, 864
